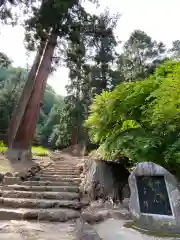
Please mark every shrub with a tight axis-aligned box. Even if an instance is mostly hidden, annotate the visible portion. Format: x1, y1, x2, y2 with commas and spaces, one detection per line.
85, 61, 180, 172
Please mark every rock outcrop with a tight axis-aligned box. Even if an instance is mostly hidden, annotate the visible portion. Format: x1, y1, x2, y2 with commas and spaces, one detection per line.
80, 158, 130, 203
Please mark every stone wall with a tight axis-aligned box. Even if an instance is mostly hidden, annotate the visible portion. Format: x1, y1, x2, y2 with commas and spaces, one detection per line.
80, 158, 130, 203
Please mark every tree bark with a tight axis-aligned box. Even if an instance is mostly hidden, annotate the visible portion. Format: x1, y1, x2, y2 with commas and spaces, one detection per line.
7, 44, 45, 148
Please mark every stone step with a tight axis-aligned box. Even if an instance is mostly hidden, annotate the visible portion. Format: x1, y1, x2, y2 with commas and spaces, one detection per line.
20, 180, 80, 186
0, 208, 80, 221
3, 177, 20, 185
47, 167, 77, 171
38, 174, 80, 179
43, 169, 78, 172
52, 160, 77, 162
42, 172, 79, 176
51, 165, 76, 168
0, 197, 81, 209
40, 171, 79, 175
51, 166, 77, 169
50, 163, 76, 166
42, 168, 78, 171
31, 177, 80, 181
50, 158, 74, 161
50, 163, 77, 165
0, 190, 80, 200
46, 169, 76, 173
31, 175, 80, 181
1, 185, 79, 193
47, 165, 71, 167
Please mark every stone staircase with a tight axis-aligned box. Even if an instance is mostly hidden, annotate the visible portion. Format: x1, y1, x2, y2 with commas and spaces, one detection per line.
0, 154, 83, 222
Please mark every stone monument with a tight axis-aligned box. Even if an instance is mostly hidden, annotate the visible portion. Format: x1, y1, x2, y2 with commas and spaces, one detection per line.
129, 162, 180, 234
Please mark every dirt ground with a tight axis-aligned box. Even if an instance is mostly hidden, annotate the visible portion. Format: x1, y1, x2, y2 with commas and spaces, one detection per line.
0, 144, 84, 174
0, 154, 52, 174
0, 220, 76, 240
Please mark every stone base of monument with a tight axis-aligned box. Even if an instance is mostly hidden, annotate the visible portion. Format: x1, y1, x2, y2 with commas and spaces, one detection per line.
134, 217, 180, 235
129, 162, 180, 235
124, 220, 180, 238
5, 148, 32, 161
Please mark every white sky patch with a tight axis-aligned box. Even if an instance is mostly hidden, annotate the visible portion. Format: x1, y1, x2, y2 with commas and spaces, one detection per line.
0, 0, 179, 96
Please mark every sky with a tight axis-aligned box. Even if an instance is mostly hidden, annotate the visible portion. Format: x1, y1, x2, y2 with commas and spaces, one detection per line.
0, 0, 180, 96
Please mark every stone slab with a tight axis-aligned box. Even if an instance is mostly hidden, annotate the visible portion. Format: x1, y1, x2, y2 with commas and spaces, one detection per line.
128, 162, 180, 233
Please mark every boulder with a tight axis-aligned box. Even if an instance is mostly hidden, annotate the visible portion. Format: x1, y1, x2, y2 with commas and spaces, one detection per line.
90, 201, 104, 209
77, 163, 84, 174
30, 165, 41, 174
4, 172, 13, 177
82, 209, 110, 224
16, 171, 27, 180
81, 200, 131, 224
14, 164, 41, 181
14, 172, 19, 177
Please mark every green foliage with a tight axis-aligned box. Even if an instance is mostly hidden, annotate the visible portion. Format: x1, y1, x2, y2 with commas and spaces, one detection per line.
117, 30, 167, 82
48, 104, 72, 148
43, 86, 63, 115
0, 141, 6, 154
31, 146, 49, 156
169, 40, 180, 60
39, 104, 65, 147
0, 53, 64, 149
0, 66, 27, 133
0, 52, 12, 68
85, 61, 180, 171
63, 9, 120, 146
0, 0, 35, 25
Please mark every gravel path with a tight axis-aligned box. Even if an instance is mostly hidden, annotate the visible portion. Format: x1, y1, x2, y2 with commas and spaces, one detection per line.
94, 218, 180, 240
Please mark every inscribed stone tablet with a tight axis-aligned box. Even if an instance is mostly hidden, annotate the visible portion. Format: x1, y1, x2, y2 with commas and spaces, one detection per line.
128, 162, 180, 234
136, 176, 172, 215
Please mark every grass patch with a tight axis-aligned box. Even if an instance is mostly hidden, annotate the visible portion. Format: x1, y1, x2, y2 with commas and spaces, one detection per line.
0, 141, 7, 154
0, 141, 49, 157
124, 221, 180, 238
32, 146, 49, 157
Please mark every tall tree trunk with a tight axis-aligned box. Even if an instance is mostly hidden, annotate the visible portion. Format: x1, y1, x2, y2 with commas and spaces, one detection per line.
6, 31, 58, 161
71, 130, 78, 146
8, 44, 45, 148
